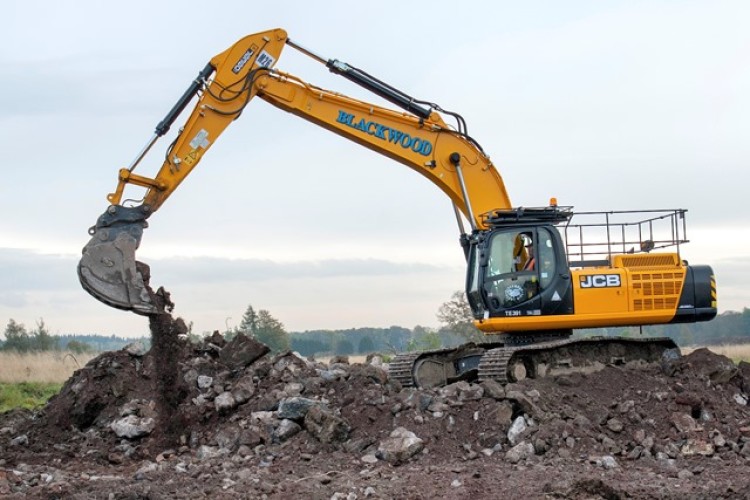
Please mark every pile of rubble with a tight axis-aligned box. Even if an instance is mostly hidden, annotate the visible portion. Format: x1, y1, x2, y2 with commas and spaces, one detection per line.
1, 333, 750, 498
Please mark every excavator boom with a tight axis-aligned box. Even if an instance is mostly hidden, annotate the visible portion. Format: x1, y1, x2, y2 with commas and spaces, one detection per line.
78, 28, 511, 314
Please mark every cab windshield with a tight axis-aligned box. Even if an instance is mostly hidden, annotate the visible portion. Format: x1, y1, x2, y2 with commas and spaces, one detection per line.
484, 230, 551, 309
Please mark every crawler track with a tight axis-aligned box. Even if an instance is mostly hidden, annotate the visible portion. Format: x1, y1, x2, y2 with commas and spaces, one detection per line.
390, 336, 679, 388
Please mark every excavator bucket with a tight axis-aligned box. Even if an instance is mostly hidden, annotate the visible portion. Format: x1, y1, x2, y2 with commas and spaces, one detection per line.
77, 206, 157, 315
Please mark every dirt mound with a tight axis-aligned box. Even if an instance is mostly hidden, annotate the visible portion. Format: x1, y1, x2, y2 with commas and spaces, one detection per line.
1, 342, 749, 498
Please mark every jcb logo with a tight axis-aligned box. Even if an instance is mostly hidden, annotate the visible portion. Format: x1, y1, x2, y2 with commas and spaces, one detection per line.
580, 274, 621, 288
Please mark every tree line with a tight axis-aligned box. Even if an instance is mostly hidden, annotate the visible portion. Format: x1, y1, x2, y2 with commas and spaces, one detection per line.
0, 319, 137, 354
2, 294, 749, 357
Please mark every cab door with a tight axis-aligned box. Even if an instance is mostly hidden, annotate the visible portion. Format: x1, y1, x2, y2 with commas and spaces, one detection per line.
476, 226, 574, 318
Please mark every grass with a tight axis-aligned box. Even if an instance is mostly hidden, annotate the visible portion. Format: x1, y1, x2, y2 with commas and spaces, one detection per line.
0, 351, 98, 413
0, 381, 62, 412
0, 351, 98, 384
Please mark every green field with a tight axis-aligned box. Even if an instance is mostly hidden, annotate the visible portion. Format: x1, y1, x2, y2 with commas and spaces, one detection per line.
0, 382, 62, 413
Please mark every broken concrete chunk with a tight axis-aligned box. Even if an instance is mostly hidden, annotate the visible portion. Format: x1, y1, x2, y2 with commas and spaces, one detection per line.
505, 441, 534, 464
219, 333, 270, 370
272, 419, 302, 442
214, 391, 237, 413
277, 397, 320, 420
111, 415, 156, 439
197, 375, 213, 390
376, 427, 424, 465
304, 405, 350, 444
508, 416, 528, 446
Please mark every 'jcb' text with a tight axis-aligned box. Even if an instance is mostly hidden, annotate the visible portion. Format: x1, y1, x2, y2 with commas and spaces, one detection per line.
579, 274, 621, 288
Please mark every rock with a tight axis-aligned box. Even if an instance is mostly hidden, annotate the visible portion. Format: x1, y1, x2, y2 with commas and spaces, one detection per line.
218, 333, 270, 370
110, 415, 156, 439
231, 377, 256, 404
601, 436, 618, 453
427, 400, 450, 414
507, 416, 527, 446
670, 412, 699, 433
481, 379, 506, 400
505, 390, 543, 419
304, 405, 350, 444
183, 369, 199, 385
737, 361, 750, 393
505, 441, 534, 464
214, 392, 237, 413
494, 401, 515, 428
124, 341, 147, 357
272, 419, 302, 442
677, 469, 694, 480
250, 411, 276, 426
366, 353, 383, 365
10, 434, 28, 447
733, 393, 748, 406
361, 454, 378, 464
283, 382, 305, 396
277, 397, 320, 420
458, 384, 484, 401
681, 439, 714, 456
440, 381, 468, 399
214, 426, 241, 450
196, 445, 220, 461
238, 428, 264, 448
318, 368, 348, 382
197, 375, 214, 390
376, 427, 424, 465
590, 455, 619, 469
678, 348, 738, 384
134, 461, 157, 479
606, 418, 624, 432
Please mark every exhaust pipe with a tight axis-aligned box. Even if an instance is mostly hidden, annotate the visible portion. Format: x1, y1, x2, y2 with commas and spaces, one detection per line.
77, 205, 157, 315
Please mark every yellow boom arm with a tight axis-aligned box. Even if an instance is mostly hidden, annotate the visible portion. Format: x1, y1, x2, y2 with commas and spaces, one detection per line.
78, 28, 511, 314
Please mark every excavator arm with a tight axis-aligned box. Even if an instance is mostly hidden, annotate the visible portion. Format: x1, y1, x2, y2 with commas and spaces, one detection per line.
78, 28, 511, 314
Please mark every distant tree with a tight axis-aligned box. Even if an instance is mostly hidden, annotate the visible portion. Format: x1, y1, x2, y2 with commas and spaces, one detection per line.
358, 336, 375, 354
407, 325, 442, 352
2, 319, 30, 352
436, 291, 483, 342
239, 305, 259, 334
31, 319, 58, 351
1, 318, 58, 352
238, 305, 290, 353
336, 339, 355, 355
66, 340, 93, 354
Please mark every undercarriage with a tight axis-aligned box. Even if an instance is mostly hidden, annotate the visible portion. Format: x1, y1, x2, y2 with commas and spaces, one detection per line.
389, 335, 679, 388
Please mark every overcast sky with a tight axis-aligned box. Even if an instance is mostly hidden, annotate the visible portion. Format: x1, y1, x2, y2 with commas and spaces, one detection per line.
1, 0, 748, 338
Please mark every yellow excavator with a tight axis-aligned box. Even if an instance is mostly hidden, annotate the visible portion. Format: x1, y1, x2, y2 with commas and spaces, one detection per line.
79, 28, 717, 388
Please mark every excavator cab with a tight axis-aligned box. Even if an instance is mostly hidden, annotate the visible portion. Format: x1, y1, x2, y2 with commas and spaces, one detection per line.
465, 205, 717, 334
466, 207, 574, 324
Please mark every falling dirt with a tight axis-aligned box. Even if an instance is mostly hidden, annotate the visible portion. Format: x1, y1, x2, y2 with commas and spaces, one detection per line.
1, 329, 749, 498
147, 285, 189, 449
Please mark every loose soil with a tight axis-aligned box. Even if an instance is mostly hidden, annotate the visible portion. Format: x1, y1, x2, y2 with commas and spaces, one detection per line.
1, 308, 749, 498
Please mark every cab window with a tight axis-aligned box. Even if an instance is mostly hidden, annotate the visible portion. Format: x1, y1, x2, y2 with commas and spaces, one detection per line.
484, 230, 540, 309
